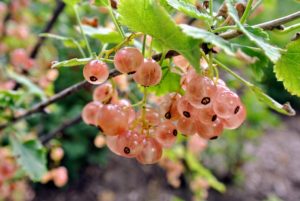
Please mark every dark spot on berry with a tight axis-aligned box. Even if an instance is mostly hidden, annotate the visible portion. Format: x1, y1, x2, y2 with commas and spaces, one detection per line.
201, 97, 210, 105
165, 111, 171, 119
97, 126, 103, 132
183, 111, 191, 118
211, 115, 217, 122
128, 71, 136, 75
124, 147, 130, 154
90, 76, 98, 82
173, 129, 178, 136
210, 136, 218, 140
234, 106, 240, 114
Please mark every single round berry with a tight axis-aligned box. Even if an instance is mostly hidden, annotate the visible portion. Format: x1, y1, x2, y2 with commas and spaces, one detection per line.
213, 90, 242, 119
116, 99, 136, 124
195, 106, 219, 125
93, 82, 113, 103
160, 93, 181, 121
96, 104, 129, 136
155, 120, 177, 148
186, 75, 217, 108
177, 117, 197, 136
50, 147, 64, 162
195, 118, 224, 140
83, 60, 109, 85
137, 107, 161, 126
177, 96, 196, 119
133, 59, 162, 86
114, 47, 144, 73
82, 101, 102, 126
116, 130, 145, 158
106, 136, 121, 155
136, 138, 162, 164
223, 103, 246, 129
52, 167, 68, 187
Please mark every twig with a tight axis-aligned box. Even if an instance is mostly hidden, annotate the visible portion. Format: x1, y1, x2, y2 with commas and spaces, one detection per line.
220, 10, 300, 39
40, 115, 82, 144
30, 0, 66, 59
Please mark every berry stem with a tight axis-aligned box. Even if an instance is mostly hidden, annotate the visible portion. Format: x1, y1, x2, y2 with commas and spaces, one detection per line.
275, 23, 300, 34
108, 2, 126, 39
141, 86, 148, 132
74, 5, 93, 57
209, 0, 213, 17
240, 0, 254, 24
142, 35, 147, 57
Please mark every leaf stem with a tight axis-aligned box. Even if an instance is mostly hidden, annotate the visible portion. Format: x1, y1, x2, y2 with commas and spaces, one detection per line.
240, 0, 253, 24
108, 2, 125, 39
212, 25, 237, 33
276, 23, 300, 34
209, 0, 213, 17
74, 5, 92, 57
72, 39, 86, 58
142, 35, 147, 56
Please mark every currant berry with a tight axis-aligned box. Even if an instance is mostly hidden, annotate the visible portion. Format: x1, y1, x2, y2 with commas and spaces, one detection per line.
50, 147, 64, 162
82, 101, 102, 126
223, 103, 246, 129
133, 59, 162, 86
52, 167, 68, 187
136, 137, 162, 164
195, 106, 219, 125
155, 120, 177, 148
160, 93, 181, 121
114, 47, 144, 73
177, 117, 197, 136
213, 90, 242, 118
10, 48, 34, 70
93, 82, 113, 103
186, 75, 217, 108
195, 118, 224, 140
83, 60, 109, 85
177, 96, 196, 118
137, 107, 161, 126
116, 99, 136, 124
96, 104, 129, 136
106, 135, 121, 155
116, 130, 145, 158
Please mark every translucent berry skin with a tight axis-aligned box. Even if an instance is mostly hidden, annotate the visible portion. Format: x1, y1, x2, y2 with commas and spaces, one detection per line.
133, 59, 162, 86
195, 106, 219, 126
116, 99, 136, 124
114, 47, 144, 73
186, 76, 217, 109
177, 96, 196, 119
116, 130, 145, 158
137, 108, 161, 126
195, 118, 224, 140
213, 90, 242, 119
96, 104, 129, 136
83, 60, 109, 85
106, 136, 121, 155
155, 120, 177, 148
160, 93, 181, 121
177, 117, 197, 136
82, 101, 102, 126
223, 103, 246, 129
93, 82, 113, 103
136, 138, 162, 164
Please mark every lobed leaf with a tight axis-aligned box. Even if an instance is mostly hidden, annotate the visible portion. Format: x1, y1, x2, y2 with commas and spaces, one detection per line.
118, 0, 200, 71
81, 25, 123, 44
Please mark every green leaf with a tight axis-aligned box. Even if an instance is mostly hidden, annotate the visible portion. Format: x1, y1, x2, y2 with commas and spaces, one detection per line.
148, 67, 182, 96
226, 0, 281, 63
274, 39, 300, 96
10, 137, 47, 181
51, 58, 92, 68
62, 0, 81, 6
92, 0, 109, 6
0, 90, 22, 108
180, 24, 236, 56
166, 0, 211, 22
7, 70, 47, 101
250, 86, 296, 116
118, 0, 200, 71
81, 25, 123, 44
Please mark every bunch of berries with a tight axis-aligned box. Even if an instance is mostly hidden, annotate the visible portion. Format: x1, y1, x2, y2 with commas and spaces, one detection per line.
81, 47, 246, 164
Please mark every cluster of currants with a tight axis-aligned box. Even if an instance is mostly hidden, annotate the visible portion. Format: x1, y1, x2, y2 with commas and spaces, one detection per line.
81, 47, 246, 164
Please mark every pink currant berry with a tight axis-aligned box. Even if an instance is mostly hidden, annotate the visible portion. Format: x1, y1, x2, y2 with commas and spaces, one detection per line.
137, 108, 161, 126
223, 103, 246, 129
52, 167, 68, 187
195, 106, 219, 126
93, 82, 113, 103
160, 93, 181, 121
136, 137, 162, 164
116, 130, 145, 158
82, 101, 102, 126
106, 135, 121, 155
133, 59, 162, 86
114, 47, 144, 73
177, 117, 197, 136
177, 96, 196, 119
155, 120, 177, 148
83, 60, 109, 85
195, 118, 224, 140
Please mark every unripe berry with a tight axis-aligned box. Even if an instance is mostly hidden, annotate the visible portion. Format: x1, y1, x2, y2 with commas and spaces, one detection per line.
133, 59, 162, 86
114, 47, 144, 73
50, 147, 64, 162
83, 60, 109, 85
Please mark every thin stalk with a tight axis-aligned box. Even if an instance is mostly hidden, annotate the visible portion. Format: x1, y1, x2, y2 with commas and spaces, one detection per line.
240, 0, 254, 24
251, 0, 262, 13
277, 23, 300, 34
142, 35, 147, 56
209, 0, 213, 17
212, 25, 237, 33
74, 5, 92, 56
213, 59, 253, 87
159, 50, 167, 66
108, 2, 125, 39
72, 39, 86, 58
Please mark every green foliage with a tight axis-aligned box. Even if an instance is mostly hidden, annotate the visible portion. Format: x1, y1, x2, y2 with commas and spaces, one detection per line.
226, 0, 281, 63
166, 0, 211, 23
10, 137, 47, 181
148, 67, 182, 96
118, 0, 201, 71
0, 90, 22, 109
62, 0, 81, 6
51, 58, 91, 68
274, 39, 300, 96
92, 0, 109, 6
81, 25, 123, 44
180, 24, 236, 56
